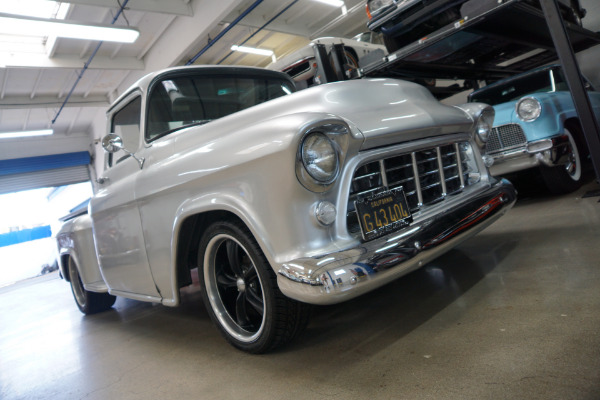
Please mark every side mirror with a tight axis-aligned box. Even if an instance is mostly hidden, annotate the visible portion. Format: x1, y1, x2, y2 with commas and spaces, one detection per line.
100, 133, 145, 169
101, 133, 124, 153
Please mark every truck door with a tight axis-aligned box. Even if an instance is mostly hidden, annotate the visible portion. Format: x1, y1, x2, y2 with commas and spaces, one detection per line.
90, 92, 161, 300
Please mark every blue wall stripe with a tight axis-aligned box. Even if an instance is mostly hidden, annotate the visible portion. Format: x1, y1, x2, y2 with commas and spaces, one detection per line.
0, 225, 52, 248
0, 152, 90, 177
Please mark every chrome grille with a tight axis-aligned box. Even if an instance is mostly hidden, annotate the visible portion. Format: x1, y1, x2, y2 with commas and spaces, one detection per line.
347, 142, 474, 237
487, 124, 526, 153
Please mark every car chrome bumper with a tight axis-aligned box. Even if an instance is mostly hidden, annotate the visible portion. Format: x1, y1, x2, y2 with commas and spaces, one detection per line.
277, 179, 516, 305
488, 135, 569, 176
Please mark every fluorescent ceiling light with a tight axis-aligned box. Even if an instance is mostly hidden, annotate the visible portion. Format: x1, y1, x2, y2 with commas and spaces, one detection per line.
312, 0, 345, 7
0, 13, 139, 43
231, 45, 274, 57
0, 129, 54, 139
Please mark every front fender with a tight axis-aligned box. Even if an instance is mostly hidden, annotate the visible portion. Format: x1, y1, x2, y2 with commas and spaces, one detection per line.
55, 215, 108, 293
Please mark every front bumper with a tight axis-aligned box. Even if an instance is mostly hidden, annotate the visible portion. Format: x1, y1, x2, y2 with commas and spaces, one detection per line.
488, 135, 570, 176
277, 179, 516, 305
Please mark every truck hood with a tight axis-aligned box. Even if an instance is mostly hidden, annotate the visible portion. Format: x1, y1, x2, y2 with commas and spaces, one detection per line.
265, 78, 475, 150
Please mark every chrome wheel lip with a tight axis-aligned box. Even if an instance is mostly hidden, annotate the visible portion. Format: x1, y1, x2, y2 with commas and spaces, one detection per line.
204, 234, 266, 343
68, 259, 86, 308
564, 129, 581, 181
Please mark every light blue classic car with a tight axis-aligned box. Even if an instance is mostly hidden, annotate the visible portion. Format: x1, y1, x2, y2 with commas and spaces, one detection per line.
468, 64, 599, 194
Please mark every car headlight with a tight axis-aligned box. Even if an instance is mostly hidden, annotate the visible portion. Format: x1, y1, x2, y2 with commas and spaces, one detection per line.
476, 107, 494, 144
301, 132, 339, 183
516, 97, 541, 122
367, 0, 394, 19
453, 103, 495, 149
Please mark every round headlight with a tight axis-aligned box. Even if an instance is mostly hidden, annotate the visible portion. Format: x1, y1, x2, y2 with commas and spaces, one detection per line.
476, 108, 494, 143
516, 97, 541, 121
301, 132, 339, 183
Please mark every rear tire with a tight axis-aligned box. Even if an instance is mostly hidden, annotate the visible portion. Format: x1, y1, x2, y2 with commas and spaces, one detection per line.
68, 257, 116, 315
198, 220, 311, 353
539, 128, 584, 194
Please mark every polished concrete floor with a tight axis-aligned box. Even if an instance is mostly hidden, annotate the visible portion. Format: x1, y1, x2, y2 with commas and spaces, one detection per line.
1, 178, 600, 400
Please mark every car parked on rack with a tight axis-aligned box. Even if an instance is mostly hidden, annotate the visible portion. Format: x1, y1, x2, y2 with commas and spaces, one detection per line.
269, 36, 386, 89
366, 0, 586, 53
56, 65, 515, 353
468, 64, 598, 194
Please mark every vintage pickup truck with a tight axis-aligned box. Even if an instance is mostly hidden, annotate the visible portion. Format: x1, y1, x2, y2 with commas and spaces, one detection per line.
56, 65, 516, 353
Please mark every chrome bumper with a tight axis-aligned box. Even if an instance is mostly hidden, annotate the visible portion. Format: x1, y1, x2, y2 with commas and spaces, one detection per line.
488, 135, 569, 176
277, 179, 516, 305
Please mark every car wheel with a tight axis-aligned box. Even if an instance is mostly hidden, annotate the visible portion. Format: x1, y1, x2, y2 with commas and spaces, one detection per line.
539, 128, 583, 194
198, 220, 311, 353
68, 257, 116, 315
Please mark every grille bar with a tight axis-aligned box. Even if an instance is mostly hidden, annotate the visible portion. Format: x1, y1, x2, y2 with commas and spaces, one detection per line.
411, 152, 423, 207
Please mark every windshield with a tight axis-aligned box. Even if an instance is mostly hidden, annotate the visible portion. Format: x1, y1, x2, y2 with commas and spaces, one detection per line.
470, 68, 567, 105
146, 73, 295, 141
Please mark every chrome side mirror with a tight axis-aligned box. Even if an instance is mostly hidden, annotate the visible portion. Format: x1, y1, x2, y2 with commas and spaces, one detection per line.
101, 133, 145, 169
101, 133, 123, 153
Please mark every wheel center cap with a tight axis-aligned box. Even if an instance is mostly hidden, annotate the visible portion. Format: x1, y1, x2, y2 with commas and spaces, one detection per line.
236, 277, 246, 292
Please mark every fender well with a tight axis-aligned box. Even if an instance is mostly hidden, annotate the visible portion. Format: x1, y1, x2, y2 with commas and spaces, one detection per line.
175, 210, 246, 290
60, 253, 72, 282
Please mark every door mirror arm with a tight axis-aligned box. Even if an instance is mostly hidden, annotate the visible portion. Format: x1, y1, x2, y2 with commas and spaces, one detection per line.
101, 133, 145, 169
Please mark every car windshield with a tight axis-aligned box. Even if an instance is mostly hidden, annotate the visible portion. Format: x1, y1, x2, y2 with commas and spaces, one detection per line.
470, 68, 567, 105
146, 73, 295, 141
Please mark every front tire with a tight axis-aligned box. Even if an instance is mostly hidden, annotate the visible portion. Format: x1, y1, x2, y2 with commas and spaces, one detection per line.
198, 220, 310, 353
539, 128, 584, 194
68, 257, 116, 315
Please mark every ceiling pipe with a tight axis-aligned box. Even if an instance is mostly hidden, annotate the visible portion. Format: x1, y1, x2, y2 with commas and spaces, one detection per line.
185, 0, 264, 65
217, 0, 300, 65
52, 0, 130, 124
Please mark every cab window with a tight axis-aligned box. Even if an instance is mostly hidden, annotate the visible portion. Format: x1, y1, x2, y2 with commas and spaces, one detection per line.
146, 74, 294, 142
108, 96, 142, 167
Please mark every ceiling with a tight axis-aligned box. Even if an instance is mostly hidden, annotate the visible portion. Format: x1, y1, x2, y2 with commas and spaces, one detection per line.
0, 0, 370, 162
0, 0, 599, 166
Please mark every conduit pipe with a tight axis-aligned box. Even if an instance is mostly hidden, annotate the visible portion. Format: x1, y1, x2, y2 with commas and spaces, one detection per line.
52, 0, 131, 124
185, 0, 264, 65
217, 0, 300, 65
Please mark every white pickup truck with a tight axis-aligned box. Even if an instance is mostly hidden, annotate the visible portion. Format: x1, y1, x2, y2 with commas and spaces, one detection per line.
56, 65, 515, 353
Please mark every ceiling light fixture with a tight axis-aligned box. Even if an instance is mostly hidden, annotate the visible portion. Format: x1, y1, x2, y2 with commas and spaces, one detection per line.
230, 45, 274, 57
0, 129, 54, 139
312, 0, 345, 7
0, 13, 139, 43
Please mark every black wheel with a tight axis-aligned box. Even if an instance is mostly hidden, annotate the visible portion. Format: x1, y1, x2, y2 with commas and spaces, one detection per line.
198, 220, 311, 353
539, 128, 584, 194
68, 257, 116, 315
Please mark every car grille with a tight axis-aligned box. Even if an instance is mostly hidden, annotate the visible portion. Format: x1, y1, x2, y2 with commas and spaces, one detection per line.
487, 124, 526, 154
346, 142, 477, 237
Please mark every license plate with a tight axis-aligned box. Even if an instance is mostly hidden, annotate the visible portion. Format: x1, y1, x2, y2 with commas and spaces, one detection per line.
355, 188, 412, 241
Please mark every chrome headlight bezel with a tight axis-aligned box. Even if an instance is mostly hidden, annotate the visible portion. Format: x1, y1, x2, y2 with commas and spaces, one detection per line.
296, 122, 349, 193
516, 97, 542, 122
454, 102, 495, 149
475, 107, 495, 145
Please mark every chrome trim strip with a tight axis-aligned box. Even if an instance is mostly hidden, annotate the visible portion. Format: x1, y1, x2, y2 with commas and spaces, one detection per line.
379, 159, 389, 188
436, 146, 447, 197
411, 151, 423, 207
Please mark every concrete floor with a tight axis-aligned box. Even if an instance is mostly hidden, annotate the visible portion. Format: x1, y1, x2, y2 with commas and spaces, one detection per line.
1, 178, 600, 400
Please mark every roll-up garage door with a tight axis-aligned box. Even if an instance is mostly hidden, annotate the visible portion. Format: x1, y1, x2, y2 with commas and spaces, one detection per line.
0, 151, 90, 195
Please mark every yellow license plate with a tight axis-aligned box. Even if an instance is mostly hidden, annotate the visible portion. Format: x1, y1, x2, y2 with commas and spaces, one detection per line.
355, 189, 412, 241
